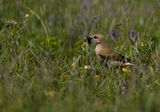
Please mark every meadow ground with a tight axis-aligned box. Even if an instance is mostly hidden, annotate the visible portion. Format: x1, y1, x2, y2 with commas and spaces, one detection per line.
0, 0, 160, 112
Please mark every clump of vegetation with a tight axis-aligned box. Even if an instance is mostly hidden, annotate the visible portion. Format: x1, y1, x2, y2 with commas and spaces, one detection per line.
0, 0, 160, 112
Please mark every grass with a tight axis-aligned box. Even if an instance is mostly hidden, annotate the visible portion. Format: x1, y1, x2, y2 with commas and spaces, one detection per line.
0, 0, 160, 112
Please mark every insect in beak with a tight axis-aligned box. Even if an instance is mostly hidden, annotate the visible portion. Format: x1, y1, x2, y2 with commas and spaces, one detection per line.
84, 36, 92, 44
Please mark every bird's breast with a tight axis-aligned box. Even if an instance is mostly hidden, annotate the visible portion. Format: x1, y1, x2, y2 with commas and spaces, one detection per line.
95, 44, 107, 54
95, 45, 101, 55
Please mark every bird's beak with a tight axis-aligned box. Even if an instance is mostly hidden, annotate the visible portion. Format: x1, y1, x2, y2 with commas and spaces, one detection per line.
84, 36, 92, 44
84, 36, 92, 40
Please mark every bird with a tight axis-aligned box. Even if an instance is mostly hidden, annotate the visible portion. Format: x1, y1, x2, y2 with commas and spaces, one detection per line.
84, 34, 135, 68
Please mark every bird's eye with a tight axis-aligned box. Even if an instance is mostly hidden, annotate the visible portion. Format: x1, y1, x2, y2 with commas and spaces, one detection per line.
94, 36, 98, 39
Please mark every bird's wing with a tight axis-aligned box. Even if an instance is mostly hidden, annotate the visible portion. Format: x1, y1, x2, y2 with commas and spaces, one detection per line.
98, 48, 131, 62
113, 52, 131, 62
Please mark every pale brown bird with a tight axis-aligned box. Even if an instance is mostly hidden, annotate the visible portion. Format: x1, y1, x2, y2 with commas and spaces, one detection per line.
84, 34, 135, 68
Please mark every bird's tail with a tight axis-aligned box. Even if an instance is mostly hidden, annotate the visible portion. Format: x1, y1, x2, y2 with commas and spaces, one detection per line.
122, 62, 135, 67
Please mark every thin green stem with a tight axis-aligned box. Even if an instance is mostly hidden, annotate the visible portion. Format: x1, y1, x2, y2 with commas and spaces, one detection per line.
27, 7, 49, 43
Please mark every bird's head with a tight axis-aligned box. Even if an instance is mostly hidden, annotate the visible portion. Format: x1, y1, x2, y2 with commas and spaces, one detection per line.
84, 34, 106, 45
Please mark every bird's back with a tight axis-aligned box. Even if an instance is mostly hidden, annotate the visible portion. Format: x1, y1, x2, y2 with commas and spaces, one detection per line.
95, 43, 131, 62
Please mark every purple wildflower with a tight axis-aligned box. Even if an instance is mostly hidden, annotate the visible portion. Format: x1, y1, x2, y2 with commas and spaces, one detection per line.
109, 29, 116, 37
122, 81, 127, 85
121, 86, 127, 94
129, 30, 138, 43
156, 67, 160, 72
121, 80, 127, 94
49, 14, 55, 25
81, 0, 90, 8
109, 29, 123, 39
